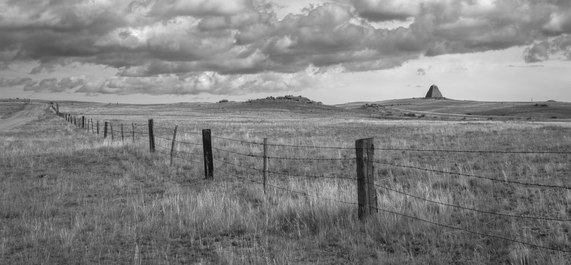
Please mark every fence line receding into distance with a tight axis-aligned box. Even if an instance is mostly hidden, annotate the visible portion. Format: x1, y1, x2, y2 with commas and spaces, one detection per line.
51, 104, 571, 256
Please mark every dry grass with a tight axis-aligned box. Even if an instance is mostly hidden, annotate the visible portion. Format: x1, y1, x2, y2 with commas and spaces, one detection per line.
1, 102, 570, 264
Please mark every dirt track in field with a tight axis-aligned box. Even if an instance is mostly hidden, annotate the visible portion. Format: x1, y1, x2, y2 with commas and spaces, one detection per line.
0, 103, 47, 131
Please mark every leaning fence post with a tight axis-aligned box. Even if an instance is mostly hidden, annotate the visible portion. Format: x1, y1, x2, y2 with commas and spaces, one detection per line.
121, 124, 124, 143
263, 138, 268, 194
202, 129, 213, 179
148, 119, 155, 153
132, 123, 135, 143
356, 137, 377, 221
170, 125, 178, 166
104, 122, 108, 138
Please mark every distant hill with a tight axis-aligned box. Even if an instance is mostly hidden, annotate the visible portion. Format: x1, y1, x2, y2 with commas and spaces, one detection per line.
244, 95, 323, 105
210, 95, 343, 113
337, 98, 571, 120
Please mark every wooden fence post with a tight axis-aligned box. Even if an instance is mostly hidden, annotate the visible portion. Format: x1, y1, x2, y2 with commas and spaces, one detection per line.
97, 120, 100, 135
263, 138, 268, 194
110, 123, 114, 141
91, 119, 94, 134
104, 122, 108, 138
356, 137, 377, 221
121, 124, 124, 143
132, 123, 135, 143
170, 125, 178, 166
82, 116, 85, 129
148, 119, 155, 153
202, 129, 213, 179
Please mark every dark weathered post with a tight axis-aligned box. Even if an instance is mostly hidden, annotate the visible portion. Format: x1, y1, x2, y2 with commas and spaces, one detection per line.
263, 138, 268, 194
148, 119, 155, 153
97, 120, 100, 135
132, 123, 135, 143
110, 123, 114, 141
170, 125, 178, 166
121, 124, 124, 142
81, 116, 85, 129
202, 129, 213, 179
103, 122, 108, 138
91, 119, 94, 133
356, 137, 377, 221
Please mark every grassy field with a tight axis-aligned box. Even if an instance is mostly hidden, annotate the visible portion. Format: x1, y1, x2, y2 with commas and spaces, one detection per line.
1, 100, 570, 264
339, 98, 571, 121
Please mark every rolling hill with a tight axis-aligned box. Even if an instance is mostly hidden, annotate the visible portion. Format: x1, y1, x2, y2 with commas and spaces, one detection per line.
338, 98, 571, 120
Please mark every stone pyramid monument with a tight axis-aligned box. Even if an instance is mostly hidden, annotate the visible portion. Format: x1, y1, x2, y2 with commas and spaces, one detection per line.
425, 85, 443, 98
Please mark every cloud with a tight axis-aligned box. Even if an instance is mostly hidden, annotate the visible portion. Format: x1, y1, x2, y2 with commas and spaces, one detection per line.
78, 65, 332, 95
350, 0, 423, 22
22, 77, 86, 92
0, 77, 34, 87
149, 0, 254, 18
1, 0, 571, 95
523, 35, 571, 63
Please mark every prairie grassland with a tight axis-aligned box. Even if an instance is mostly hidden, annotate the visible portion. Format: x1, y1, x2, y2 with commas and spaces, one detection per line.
1, 102, 570, 264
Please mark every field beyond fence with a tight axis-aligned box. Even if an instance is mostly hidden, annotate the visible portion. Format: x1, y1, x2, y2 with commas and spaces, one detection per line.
50, 102, 571, 262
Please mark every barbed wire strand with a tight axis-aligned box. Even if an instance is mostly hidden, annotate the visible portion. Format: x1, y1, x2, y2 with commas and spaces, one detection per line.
264, 142, 354, 150
212, 146, 354, 162
175, 139, 203, 147
211, 135, 264, 145
376, 161, 571, 190
215, 165, 358, 206
373, 206, 571, 254
375, 183, 571, 222
266, 155, 354, 161
212, 146, 260, 158
377, 147, 571, 155
212, 157, 355, 181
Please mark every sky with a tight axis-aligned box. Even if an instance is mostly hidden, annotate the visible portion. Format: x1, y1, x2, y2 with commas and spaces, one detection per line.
0, 0, 570, 104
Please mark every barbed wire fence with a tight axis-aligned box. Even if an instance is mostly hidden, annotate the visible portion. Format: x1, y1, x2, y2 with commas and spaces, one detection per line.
52, 105, 571, 256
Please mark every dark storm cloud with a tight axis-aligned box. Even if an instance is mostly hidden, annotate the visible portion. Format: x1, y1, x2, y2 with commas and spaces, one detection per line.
349, 0, 418, 22
1, 0, 570, 95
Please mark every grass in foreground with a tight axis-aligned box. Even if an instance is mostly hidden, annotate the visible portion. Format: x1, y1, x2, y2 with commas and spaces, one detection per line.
1, 103, 570, 264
